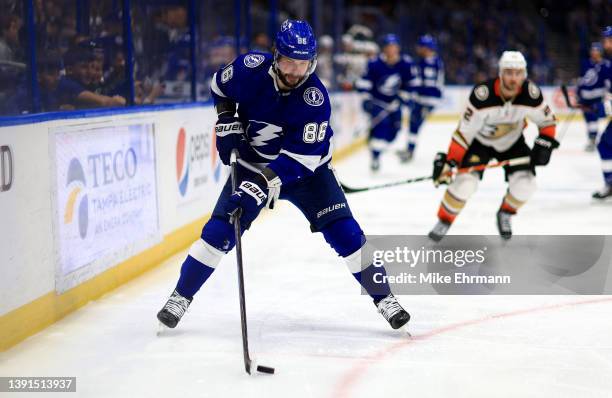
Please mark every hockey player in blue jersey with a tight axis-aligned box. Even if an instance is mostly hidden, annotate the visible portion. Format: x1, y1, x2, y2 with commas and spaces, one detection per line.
157, 20, 410, 331
577, 42, 608, 152
399, 34, 444, 162
354, 34, 416, 171
590, 26, 612, 199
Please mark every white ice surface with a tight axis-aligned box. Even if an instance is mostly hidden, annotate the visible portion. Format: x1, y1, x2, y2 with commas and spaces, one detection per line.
1, 120, 612, 398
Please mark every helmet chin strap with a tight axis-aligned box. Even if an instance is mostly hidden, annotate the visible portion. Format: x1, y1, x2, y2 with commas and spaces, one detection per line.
272, 51, 317, 90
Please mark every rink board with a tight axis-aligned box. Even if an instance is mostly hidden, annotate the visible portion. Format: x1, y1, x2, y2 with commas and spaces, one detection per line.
0, 92, 370, 351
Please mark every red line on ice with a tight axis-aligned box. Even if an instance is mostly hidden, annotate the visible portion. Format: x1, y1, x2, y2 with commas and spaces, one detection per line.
332, 297, 612, 398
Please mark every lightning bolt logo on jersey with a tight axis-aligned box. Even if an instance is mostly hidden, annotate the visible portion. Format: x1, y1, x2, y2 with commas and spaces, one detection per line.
377, 73, 402, 97
246, 120, 283, 160
210, 52, 334, 182
578, 59, 611, 105
354, 55, 416, 104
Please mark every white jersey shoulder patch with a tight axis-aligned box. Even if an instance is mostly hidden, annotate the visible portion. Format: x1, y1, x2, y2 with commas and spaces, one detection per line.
303, 87, 324, 106
528, 82, 541, 99
474, 85, 489, 101
244, 54, 265, 68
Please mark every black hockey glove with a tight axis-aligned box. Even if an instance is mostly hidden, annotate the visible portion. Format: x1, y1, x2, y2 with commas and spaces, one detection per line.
362, 99, 375, 114
432, 152, 454, 187
531, 135, 559, 166
215, 116, 249, 166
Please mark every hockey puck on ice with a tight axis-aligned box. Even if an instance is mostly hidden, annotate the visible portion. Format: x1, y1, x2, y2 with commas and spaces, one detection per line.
256, 365, 275, 374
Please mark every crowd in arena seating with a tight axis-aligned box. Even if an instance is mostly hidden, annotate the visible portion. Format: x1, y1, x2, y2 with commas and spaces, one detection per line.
0, 0, 185, 115
0, 0, 608, 116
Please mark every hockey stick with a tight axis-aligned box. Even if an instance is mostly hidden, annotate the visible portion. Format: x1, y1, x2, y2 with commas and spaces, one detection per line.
229, 151, 275, 375
561, 84, 580, 110
355, 99, 401, 137
340, 156, 531, 194
557, 84, 582, 141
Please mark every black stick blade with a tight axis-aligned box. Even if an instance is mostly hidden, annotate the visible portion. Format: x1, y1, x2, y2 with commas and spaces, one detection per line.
340, 183, 362, 194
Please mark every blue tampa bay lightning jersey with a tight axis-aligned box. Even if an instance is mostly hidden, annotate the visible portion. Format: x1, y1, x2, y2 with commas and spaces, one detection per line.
412, 55, 444, 106
354, 55, 417, 104
578, 59, 611, 105
210, 52, 333, 185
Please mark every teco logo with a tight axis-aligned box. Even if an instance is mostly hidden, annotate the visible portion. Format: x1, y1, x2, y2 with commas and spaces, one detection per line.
64, 158, 89, 239
0, 145, 13, 192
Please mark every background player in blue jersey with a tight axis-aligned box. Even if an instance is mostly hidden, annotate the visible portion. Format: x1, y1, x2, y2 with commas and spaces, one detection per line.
401, 34, 444, 162
591, 26, 612, 199
577, 42, 608, 151
354, 34, 416, 171
156, 20, 410, 331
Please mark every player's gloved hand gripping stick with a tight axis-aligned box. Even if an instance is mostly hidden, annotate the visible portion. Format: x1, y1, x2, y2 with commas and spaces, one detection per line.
229, 150, 275, 375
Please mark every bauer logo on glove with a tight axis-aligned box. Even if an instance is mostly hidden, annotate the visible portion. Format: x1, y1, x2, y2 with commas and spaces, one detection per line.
239, 181, 267, 206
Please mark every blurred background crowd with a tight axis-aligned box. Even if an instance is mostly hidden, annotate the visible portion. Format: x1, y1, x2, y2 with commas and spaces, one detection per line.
0, 0, 609, 116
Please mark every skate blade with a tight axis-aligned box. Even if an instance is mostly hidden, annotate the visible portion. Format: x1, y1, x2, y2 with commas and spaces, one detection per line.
400, 324, 412, 338
156, 321, 169, 336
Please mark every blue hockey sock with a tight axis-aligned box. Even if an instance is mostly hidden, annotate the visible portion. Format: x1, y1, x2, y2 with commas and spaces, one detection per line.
352, 263, 392, 303
175, 255, 215, 299
408, 131, 418, 152
322, 218, 391, 302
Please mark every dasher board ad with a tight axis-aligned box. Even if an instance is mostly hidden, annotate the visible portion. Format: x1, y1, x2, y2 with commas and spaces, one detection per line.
52, 122, 159, 292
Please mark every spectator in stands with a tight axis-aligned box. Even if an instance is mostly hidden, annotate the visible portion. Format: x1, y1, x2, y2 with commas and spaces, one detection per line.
207, 36, 236, 73
88, 55, 105, 94
0, 14, 25, 113
102, 49, 126, 96
134, 79, 164, 105
0, 14, 22, 62
334, 33, 370, 90
2, 54, 63, 114
57, 46, 126, 109
38, 54, 63, 111
316, 35, 335, 89
251, 32, 271, 52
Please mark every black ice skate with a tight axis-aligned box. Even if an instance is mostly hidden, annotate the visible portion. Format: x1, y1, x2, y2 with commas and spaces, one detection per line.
157, 290, 192, 328
375, 294, 410, 330
592, 184, 612, 200
496, 210, 513, 240
428, 220, 451, 242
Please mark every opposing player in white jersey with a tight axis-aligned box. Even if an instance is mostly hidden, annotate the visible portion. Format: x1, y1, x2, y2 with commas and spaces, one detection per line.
428, 51, 558, 241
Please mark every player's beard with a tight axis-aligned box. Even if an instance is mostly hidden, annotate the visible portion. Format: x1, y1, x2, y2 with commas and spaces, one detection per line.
278, 70, 305, 89
501, 79, 521, 96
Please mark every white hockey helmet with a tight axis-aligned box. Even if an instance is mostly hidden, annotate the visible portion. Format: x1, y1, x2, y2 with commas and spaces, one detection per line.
498, 51, 527, 76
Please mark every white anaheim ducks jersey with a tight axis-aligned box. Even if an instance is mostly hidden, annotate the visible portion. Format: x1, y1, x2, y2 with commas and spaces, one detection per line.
452, 78, 556, 153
